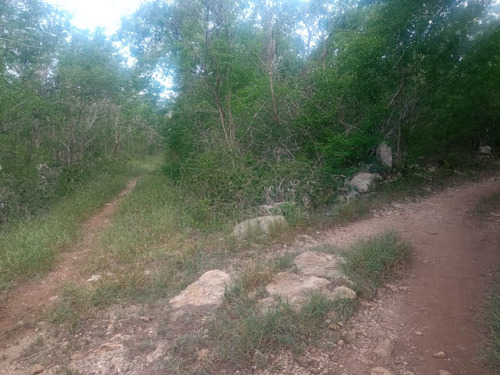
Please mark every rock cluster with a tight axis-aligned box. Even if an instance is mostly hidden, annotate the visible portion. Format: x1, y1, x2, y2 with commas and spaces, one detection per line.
260, 250, 356, 310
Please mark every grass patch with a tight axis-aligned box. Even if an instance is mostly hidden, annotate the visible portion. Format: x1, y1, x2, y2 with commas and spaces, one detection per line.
212, 287, 356, 368
53, 172, 228, 317
341, 230, 411, 298
207, 261, 357, 371
0, 172, 129, 292
49, 283, 95, 330
269, 253, 297, 271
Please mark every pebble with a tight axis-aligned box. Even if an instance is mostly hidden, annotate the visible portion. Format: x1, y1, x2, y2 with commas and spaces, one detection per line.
374, 339, 394, 357
329, 323, 340, 331
432, 351, 447, 358
370, 367, 395, 375
439, 371, 452, 375
30, 364, 45, 374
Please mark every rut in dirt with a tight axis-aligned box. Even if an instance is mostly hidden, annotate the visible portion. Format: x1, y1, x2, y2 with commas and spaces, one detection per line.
0, 178, 138, 337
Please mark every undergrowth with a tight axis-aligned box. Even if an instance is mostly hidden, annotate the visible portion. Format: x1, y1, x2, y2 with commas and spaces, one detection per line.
0, 172, 128, 292
0, 156, 160, 293
316, 157, 499, 228
212, 286, 355, 368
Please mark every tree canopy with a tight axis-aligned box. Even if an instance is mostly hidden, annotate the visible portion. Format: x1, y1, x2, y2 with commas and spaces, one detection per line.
0, 0, 161, 227
1, 0, 499, 227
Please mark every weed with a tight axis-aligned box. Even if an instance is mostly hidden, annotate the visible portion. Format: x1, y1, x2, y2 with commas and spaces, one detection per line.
49, 284, 93, 330
333, 197, 372, 224
0, 172, 130, 292
212, 289, 355, 368
209, 258, 359, 371
271, 202, 309, 228
341, 230, 412, 298
332, 297, 358, 321
269, 253, 297, 271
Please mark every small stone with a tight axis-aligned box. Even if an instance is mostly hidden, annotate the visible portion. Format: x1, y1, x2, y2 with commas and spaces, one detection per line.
332, 286, 357, 300
433, 351, 447, 358
402, 372, 415, 375
140, 316, 152, 322
479, 146, 492, 155
341, 331, 356, 344
414, 330, 424, 336
329, 323, 340, 331
374, 339, 394, 357
370, 367, 394, 375
30, 364, 45, 374
439, 371, 452, 375
87, 274, 101, 282
169, 270, 230, 309
197, 348, 210, 362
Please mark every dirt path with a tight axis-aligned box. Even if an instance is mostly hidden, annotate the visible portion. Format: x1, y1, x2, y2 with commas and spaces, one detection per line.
0, 176, 499, 375
307, 176, 500, 375
0, 178, 138, 337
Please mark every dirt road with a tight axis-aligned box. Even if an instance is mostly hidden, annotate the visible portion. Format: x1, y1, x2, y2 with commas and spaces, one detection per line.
0, 175, 499, 375
306, 176, 500, 375
0, 178, 137, 335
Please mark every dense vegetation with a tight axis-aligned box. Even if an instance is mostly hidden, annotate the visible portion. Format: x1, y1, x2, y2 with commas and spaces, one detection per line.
2, 0, 499, 230
0, 0, 162, 228
122, 0, 500, 225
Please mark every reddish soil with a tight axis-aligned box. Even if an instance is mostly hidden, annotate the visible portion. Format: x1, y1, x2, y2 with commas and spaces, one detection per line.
314, 176, 500, 375
0, 178, 137, 337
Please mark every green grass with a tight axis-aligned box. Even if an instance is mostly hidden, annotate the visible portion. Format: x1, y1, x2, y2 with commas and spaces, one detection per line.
49, 171, 230, 325
205, 259, 357, 371
212, 289, 346, 367
0, 155, 162, 293
0, 173, 129, 292
341, 230, 412, 298
206, 231, 410, 370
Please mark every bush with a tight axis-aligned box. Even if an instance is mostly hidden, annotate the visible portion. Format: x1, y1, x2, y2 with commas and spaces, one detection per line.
165, 145, 330, 230
341, 230, 411, 298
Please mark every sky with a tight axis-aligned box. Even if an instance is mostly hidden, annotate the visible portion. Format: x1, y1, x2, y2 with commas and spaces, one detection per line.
42, 0, 142, 35
42, 0, 500, 36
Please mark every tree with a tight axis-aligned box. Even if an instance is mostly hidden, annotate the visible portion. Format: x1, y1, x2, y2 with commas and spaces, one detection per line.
299, 0, 499, 172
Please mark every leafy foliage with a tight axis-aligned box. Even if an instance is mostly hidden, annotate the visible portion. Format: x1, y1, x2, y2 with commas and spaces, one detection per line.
0, 1, 162, 228
117, 0, 500, 225
2, 0, 500, 228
